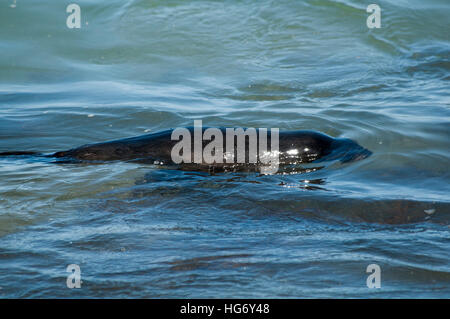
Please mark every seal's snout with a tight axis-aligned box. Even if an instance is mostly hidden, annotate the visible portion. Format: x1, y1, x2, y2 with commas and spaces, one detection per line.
346, 147, 372, 162
332, 138, 372, 163
357, 148, 372, 160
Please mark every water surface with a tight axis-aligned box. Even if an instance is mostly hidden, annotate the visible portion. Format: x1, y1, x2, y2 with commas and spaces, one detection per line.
0, 0, 449, 298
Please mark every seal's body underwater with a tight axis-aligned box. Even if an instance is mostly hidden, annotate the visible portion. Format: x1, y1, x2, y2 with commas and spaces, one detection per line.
0, 128, 372, 172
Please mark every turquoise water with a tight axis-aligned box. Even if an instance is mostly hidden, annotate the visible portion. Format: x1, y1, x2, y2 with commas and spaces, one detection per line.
0, 0, 449, 297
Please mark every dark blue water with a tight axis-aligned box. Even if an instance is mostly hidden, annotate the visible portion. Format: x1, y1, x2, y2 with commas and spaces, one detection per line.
0, 0, 449, 298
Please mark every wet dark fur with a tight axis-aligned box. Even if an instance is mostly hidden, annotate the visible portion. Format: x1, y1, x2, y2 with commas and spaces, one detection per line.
0, 128, 372, 172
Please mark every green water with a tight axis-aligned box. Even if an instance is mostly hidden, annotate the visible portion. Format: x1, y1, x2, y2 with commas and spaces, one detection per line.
0, 0, 449, 297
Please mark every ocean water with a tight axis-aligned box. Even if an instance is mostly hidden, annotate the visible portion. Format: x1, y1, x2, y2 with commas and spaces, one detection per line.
0, 0, 449, 298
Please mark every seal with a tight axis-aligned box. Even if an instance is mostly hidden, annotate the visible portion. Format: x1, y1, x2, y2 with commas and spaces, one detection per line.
0, 128, 372, 172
